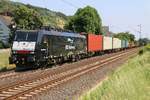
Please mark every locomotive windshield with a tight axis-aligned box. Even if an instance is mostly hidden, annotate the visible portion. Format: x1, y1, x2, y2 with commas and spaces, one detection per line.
14, 31, 38, 41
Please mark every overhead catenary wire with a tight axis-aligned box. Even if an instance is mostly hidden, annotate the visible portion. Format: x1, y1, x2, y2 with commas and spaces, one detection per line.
137, 24, 142, 39
74, 0, 87, 6
61, 0, 79, 8
109, 25, 126, 32
128, 25, 145, 39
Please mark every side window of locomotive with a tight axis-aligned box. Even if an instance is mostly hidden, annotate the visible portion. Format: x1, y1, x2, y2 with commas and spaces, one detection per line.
52, 36, 62, 52
60, 36, 66, 45
53, 36, 66, 46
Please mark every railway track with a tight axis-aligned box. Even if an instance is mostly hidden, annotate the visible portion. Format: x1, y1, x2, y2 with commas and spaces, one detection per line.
0, 48, 139, 100
0, 48, 136, 87
0, 71, 37, 80
0, 48, 135, 80
0, 48, 134, 86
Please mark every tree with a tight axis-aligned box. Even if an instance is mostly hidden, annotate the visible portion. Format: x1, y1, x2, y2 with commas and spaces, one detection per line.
13, 5, 43, 30
138, 38, 150, 46
64, 6, 102, 34
114, 32, 135, 42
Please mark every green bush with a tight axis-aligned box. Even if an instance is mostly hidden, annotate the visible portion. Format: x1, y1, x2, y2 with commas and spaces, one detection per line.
0, 67, 7, 72
138, 49, 144, 55
145, 43, 150, 51
138, 44, 150, 55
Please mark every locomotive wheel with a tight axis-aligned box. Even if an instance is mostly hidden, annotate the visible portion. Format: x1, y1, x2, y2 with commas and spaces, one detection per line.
75, 55, 80, 61
71, 55, 80, 62
71, 55, 76, 62
57, 57, 64, 64
78, 55, 81, 60
35, 60, 41, 68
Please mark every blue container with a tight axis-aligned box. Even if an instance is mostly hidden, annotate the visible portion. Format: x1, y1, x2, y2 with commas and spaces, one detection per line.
121, 40, 128, 48
121, 40, 126, 48
125, 40, 129, 48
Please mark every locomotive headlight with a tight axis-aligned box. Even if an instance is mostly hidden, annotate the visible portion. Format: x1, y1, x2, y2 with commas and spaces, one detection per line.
30, 51, 35, 54
13, 51, 17, 54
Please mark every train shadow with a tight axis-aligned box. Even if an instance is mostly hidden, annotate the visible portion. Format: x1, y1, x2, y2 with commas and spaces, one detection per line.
15, 64, 54, 72
15, 66, 37, 72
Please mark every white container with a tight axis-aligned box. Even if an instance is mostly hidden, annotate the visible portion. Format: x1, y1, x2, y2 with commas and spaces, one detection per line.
103, 36, 113, 50
113, 38, 121, 49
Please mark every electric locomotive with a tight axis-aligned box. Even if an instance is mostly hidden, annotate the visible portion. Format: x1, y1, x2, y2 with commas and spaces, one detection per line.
9, 30, 87, 68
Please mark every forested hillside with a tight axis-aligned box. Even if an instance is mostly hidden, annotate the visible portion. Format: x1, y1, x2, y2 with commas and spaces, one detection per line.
0, 0, 68, 29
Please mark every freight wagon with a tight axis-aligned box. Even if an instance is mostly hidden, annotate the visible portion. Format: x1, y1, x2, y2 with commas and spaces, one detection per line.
86, 34, 103, 52
113, 38, 122, 49
103, 36, 113, 51
121, 40, 129, 49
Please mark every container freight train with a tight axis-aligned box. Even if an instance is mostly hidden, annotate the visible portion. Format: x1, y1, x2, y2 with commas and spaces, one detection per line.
9, 30, 130, 68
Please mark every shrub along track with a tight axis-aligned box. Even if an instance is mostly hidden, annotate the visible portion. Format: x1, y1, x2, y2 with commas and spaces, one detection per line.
0, 48, 139, 100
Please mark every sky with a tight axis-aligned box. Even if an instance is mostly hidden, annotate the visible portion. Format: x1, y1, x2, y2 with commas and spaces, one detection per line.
11, 0, 150, 39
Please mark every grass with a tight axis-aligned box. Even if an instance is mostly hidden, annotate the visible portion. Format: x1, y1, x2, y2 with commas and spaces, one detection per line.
80, 49, 150, 100
0, 50, 15, 71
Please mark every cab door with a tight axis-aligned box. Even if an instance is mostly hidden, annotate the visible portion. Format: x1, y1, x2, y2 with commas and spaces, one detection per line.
40, 35, 49, 61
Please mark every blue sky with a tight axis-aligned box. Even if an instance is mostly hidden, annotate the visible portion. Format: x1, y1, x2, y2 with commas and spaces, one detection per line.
11, 0, 150, 39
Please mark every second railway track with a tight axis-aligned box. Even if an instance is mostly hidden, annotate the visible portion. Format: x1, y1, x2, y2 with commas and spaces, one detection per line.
0, 48, 139, 100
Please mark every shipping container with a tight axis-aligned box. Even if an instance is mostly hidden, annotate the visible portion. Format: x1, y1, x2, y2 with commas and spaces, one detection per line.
103, 36, 113, 50
121, 40, 129, 48
113, 38, 121, 49
87, 34, 103, 52
121, 40, 126, 48
125, 40, 129, 48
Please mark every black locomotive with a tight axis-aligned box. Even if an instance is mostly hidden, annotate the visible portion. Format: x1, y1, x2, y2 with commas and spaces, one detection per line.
10, 30, 87, 68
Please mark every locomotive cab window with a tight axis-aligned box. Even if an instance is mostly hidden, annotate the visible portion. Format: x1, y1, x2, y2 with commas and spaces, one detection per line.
14, 31, 38, 42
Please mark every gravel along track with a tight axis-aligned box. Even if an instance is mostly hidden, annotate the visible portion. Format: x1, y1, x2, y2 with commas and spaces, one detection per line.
0, 71, 16, 79
0, 69, 50, 87
0, 48, 139, 100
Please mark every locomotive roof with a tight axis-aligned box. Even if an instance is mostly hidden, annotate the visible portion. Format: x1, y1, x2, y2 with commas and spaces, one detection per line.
42, 30, 86, 38
16, 30, 86, 38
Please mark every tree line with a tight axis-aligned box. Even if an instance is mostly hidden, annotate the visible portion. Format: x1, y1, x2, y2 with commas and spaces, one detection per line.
12, 5, 137, 43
